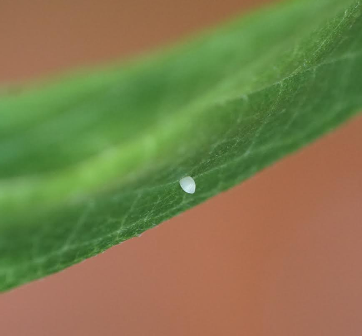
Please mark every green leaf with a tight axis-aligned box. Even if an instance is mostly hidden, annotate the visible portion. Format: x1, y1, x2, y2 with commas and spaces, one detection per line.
1, 0, 362, 292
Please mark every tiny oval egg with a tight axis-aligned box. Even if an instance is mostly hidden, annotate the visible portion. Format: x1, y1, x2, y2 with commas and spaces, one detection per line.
179, 176, 196, 194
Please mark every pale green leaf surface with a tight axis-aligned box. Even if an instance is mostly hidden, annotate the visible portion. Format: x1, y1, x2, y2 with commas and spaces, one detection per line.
0, 0, 362, 291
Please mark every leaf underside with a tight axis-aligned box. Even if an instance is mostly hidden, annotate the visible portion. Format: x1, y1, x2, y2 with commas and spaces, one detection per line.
0, 0, 362, 292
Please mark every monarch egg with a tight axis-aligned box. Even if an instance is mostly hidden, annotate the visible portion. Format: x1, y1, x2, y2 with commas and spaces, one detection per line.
179, 176, 196, 194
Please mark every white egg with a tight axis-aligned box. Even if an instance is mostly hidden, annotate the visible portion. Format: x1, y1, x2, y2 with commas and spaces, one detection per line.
179, 176, 196, 194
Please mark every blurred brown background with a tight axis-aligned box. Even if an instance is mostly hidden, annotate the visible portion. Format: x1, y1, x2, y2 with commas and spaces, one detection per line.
1, 0, 362, 335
